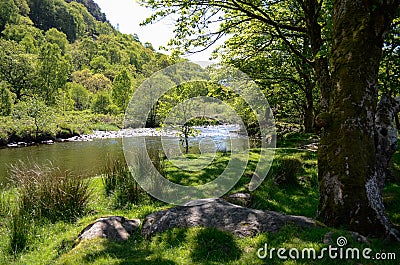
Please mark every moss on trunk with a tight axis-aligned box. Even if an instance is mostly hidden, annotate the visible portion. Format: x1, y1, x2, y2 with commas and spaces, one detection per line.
318, 0, 399, 240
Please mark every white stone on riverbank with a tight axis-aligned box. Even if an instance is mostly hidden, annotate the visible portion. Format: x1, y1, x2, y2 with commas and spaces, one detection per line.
64, 128, 178, 142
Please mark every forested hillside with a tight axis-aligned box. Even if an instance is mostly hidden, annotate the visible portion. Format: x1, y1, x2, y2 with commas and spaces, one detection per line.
0, 0, 175, 144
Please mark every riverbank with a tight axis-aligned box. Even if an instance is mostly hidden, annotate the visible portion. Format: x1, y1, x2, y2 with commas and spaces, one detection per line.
0, 136, 398, 264
58, 128, 178, 143
3, 124, 244, 148
0, 111, 123, 147
3, 128, 179, 148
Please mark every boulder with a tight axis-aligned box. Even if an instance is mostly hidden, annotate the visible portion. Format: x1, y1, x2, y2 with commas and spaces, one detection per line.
225, 193, 251, 207
142, 198, 318, 238
78, 216, 140, 242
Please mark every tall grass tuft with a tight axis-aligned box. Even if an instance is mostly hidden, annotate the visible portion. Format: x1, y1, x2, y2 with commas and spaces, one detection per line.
0, 191, 10, 218
269, 157, 303, 187
1, 191, 31, 254
146, 148, 166, 200
8, 161, 91, 223
8, 202, 30, 254
102, 158, 145, 208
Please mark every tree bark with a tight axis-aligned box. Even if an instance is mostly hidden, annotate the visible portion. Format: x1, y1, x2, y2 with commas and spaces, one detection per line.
375, 93, 400, 191
304, 105, 314, 133
317, 0, 399, 240
304, 81, 315, 133
301, 0, 331, 110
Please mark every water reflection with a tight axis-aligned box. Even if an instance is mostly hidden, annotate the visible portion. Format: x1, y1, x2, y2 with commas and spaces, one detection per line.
0, 125, 258, 185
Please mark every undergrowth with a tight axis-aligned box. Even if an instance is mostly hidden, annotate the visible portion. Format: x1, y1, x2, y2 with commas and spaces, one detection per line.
0, 133, 398, 264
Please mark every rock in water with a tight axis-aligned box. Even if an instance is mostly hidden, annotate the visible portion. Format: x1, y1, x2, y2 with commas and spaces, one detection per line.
142, 198, 317, 238
78, 216, 140, 242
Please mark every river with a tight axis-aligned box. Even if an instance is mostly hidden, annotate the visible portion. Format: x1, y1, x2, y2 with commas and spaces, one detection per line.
0, 125, 251, 185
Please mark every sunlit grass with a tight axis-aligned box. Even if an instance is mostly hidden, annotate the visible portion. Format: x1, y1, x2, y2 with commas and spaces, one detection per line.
0, 134, 399, 264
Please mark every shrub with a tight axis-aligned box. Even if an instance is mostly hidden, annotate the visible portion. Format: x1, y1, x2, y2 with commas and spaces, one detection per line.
8, 161, 91, 222
91, 91, 112, 114
270, 157, 303, 187
0, 81, 13, 116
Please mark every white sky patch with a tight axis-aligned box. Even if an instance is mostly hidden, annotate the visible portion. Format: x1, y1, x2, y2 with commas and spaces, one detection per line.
93, 0, 222, 62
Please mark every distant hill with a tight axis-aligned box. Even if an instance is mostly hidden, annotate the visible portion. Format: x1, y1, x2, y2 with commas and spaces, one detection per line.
64, 0, 107, 22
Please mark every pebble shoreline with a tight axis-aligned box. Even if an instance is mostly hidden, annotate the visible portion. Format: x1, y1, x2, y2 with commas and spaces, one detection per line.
5, 125, 242, 148
58, 128, 179, 142
5, 128, 179, 148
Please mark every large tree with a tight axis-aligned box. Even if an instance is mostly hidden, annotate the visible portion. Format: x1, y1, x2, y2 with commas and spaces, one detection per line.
112, 68, 133, 112
140, 0, 400, 239
318, 0, 399, 240
0, 39, 38, 100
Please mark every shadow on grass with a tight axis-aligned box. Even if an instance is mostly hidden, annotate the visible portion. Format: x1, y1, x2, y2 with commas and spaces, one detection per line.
190, 228, 242, 263
164, 154, 230, 186
383, 183, 400, 227
78, 233, 177, 265
152, 228, 187, 248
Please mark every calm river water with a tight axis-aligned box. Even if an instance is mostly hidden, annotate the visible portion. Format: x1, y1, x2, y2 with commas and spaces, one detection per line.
0, 125, 250, 185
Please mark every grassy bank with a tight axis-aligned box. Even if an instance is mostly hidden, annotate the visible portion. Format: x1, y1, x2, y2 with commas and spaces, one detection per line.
0, 134, 399, 264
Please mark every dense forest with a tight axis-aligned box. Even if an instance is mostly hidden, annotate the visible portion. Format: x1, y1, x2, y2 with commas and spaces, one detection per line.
0, 0, 269, 146
0, 0, 180, 144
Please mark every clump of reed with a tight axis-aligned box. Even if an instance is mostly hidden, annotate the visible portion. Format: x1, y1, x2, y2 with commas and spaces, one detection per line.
8, 161, 91, 223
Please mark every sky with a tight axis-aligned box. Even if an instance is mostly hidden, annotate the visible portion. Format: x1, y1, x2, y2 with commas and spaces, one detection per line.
93, 0, 221, 62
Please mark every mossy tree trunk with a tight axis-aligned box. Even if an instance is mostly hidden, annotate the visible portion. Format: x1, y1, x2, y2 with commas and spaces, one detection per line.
375, 93, 400, 191
318, 0, 399, 240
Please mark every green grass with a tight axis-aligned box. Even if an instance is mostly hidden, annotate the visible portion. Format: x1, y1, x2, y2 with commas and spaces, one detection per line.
0, 135, 399, 264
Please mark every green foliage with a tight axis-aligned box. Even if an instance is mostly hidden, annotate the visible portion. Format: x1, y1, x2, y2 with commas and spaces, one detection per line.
384, 183, 400, 226
90, 55, 109, 73
28, 0, 78, 42
91, 90, 112, 114
65, 0, 106, 22
0, 39, 38, 99
14, 0, 30, 16
2, 21, 44, 53
55, 88, 74, 113
0, 0, 19, 32
190, 228, 241, 262
0, 0, 173, 146
87, 73, 111, 92
13, 96, 54, 139
0, 81, 14, 116
270, 158, 303, 187
38, 42, 71, 104
0, 110, 123, 144
45, 28, 69, 54
112, 68, 132, 112
0, 146, 399, 264
379, 17, 400, 94
68, 82, 91, 110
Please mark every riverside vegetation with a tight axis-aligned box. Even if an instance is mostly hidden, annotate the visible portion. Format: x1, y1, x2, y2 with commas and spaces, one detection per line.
0, 133, 399, 264
0, 0, 177, 145
1, 0, 400, 264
